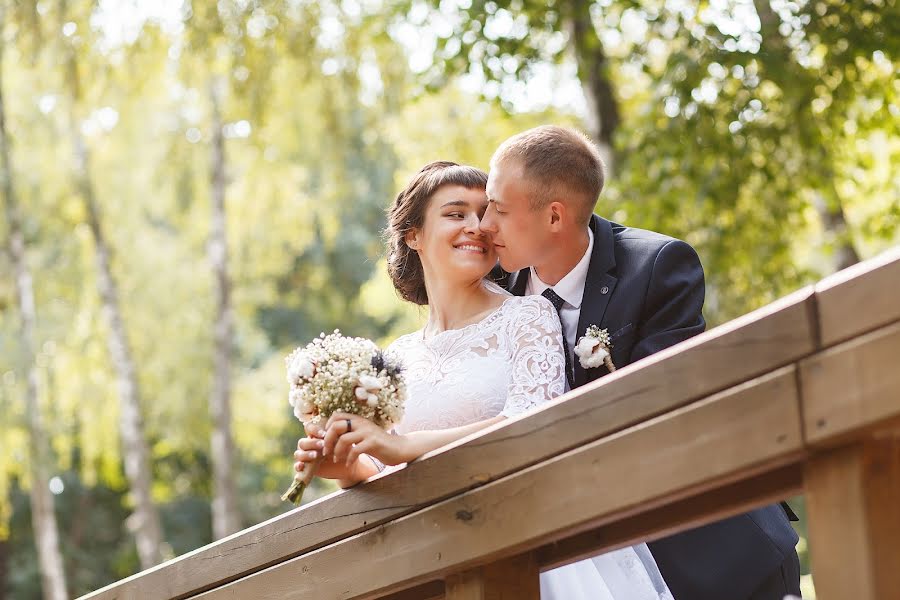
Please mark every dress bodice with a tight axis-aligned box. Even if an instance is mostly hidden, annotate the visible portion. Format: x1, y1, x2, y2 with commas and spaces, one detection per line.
386, 292, 566, 434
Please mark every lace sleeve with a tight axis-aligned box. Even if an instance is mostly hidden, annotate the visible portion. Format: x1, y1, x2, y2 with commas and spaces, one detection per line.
501, 296, 567, 418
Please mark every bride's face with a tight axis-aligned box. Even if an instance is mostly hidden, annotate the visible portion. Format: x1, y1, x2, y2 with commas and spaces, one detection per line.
406, 184, 496, 283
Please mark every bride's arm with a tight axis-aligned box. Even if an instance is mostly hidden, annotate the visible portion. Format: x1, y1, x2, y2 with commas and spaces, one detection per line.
399, 415, 506, 460
321, 413, 507, 477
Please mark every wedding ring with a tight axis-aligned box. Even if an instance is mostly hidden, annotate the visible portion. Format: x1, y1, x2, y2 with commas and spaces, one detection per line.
346, 418, 352, 433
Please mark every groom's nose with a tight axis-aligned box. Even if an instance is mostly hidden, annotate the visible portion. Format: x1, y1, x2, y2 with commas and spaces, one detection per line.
480, 208, 497, 233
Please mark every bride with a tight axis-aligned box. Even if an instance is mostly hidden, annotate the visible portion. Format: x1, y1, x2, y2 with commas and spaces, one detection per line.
293, 161, 674, 600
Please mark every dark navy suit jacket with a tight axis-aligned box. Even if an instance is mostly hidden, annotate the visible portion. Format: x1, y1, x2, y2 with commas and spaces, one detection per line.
496, 215, 799, 600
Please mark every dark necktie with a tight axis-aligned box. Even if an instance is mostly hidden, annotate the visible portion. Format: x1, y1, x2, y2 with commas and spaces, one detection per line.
541, 288, 575, 390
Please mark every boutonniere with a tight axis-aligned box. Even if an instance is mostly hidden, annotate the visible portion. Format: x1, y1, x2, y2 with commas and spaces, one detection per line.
574, 325, 616, 371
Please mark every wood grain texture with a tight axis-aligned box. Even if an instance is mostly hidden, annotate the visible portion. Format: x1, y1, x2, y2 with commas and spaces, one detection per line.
81, 289, 816, 600
805, 438, 900, 600
190, 368, 802, 600
815, 245, 900, 347
446, 553, 540, 600
800, 320, 900, 445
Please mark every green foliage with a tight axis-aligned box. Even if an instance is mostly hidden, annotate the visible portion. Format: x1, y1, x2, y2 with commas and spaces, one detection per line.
0, 0, 896, 596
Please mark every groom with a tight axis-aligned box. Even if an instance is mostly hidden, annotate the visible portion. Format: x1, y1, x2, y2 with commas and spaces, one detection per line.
481, 126, 801, 600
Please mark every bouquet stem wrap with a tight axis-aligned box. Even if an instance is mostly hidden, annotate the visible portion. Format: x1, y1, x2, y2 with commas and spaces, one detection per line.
281, 454, 324, 505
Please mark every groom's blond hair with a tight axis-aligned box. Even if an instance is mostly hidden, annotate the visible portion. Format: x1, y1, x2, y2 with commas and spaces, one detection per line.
491, 126, 605, 225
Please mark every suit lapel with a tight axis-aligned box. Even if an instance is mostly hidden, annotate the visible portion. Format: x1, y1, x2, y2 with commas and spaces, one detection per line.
574, 216, 618, 387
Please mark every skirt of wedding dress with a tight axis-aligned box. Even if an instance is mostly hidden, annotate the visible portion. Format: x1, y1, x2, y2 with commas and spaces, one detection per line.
540, 543, 675, 600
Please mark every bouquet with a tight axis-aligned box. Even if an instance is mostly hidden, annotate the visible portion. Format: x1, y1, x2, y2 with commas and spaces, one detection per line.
281, 330, 406, 505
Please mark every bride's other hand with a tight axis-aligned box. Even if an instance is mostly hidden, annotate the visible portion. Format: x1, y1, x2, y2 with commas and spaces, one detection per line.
324, 412, 412, 468
293, 424, 372, 485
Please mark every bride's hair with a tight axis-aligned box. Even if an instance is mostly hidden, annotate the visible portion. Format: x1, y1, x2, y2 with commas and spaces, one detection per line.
386, 161, 488, 305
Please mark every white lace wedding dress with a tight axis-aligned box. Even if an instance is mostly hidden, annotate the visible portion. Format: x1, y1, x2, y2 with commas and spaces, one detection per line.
386, 287, 674, 600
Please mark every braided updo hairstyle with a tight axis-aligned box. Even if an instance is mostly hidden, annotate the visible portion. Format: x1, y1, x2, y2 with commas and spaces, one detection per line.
385, 161, 489, 305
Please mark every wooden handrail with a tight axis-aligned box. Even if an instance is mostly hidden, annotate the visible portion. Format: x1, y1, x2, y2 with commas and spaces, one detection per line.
81, 246, 900, 600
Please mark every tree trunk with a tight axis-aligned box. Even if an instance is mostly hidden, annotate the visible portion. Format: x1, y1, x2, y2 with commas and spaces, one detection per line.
753, 0, 860, 272
0, 538, 7, 600
0, 13, 69, 598
58, 0, 164, 569
208, 78, 241, 539
566, 0, 620, 173
814, 190, 861, 272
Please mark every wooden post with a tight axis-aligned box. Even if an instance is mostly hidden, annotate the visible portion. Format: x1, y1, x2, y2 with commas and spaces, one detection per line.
805, 435, 900, 600
445, 552, 540, 600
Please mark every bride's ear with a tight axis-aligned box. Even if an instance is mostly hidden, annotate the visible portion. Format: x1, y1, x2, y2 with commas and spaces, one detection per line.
405, 229, 421, 251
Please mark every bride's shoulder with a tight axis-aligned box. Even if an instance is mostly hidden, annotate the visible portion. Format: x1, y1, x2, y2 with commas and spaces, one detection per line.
385, 330, 423, 355
503, 293, 556, 315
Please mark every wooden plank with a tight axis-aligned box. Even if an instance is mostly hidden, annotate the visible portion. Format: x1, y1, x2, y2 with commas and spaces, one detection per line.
446, 553, 540, 600
380, 581, 444, 600
805, 437, 900, 600
800, 319, 900, 445
191, 368, 803, 600
815, 245, 900, 347
537, 463, 803, 571
445, 570, 485, 600
81, 289, 816, 600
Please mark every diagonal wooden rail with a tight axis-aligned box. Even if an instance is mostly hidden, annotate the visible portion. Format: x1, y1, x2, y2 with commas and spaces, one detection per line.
81, 246, 900, 600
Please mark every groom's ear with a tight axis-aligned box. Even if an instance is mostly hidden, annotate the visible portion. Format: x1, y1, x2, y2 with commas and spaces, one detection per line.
548, 201, 566, 231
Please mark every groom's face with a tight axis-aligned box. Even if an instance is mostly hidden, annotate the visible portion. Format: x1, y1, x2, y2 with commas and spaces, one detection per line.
482, 160, 551, 273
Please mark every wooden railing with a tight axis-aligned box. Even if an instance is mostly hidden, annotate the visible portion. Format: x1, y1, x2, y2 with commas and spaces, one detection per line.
82, 247, 900, 600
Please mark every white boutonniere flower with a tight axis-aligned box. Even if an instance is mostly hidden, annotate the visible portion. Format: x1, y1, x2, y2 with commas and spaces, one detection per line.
574, 325, 616, 371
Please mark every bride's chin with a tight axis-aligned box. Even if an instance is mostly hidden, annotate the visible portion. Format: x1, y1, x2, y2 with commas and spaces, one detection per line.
441, 261, 494, 283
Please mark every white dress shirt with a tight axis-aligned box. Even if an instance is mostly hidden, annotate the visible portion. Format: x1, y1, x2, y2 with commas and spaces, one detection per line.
525, 227, 594, 387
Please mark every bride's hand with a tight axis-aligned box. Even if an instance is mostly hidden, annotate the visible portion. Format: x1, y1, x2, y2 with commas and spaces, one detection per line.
323, 412, 411, 468
293, 424, 359, 483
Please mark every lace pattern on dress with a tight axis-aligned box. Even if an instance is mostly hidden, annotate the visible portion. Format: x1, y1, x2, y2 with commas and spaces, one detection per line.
386, 294, 566, 434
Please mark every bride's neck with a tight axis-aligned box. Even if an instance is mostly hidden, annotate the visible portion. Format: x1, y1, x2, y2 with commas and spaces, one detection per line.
423, 276, 499, 335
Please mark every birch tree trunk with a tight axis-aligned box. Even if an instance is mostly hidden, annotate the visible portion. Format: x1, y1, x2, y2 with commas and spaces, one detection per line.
208, 77, 241, 539
58, 0, 164, 569
0, 12, 69, 597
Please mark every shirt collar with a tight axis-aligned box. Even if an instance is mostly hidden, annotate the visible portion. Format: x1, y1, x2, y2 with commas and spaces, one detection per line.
527, 227, 594, 309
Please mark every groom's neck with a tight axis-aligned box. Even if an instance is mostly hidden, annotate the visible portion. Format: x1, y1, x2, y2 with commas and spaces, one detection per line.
532, 227, 591, 286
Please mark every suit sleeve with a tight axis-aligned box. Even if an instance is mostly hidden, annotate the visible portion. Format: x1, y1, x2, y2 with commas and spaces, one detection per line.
630, 239, 706, 363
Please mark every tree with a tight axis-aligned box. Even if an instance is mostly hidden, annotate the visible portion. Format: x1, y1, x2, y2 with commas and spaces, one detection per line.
56, 0, 164, 569
413, 0, 622, 168
0, 4, 69, 596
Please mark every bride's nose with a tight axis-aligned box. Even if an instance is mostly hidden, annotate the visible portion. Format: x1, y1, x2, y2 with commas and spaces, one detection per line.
464, 214, 485, 237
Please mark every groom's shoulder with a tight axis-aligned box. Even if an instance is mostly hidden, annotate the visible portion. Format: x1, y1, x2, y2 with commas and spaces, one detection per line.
594, 219, 703, 281
608, 222, 694, 261
610, 222, 679, 248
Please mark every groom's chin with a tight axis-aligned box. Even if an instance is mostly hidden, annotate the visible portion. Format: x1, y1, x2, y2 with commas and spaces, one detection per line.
496, 255, 524, 274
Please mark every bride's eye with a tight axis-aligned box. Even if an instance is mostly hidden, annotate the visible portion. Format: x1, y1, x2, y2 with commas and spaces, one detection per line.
446, 212, 464, 219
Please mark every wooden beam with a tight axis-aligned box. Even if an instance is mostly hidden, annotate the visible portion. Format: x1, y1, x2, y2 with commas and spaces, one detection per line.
815, 246, 900, 347
536, 463, 803, 571
805, 437, 900, 600
800, 320, 900, 446
445, 553, 540, 600
81, 290, 817, 600
190, 368, 802, 600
